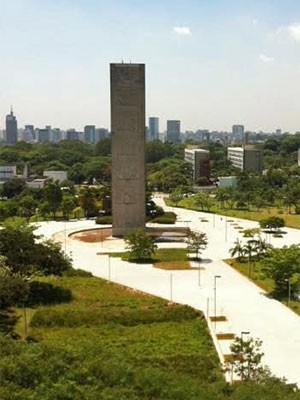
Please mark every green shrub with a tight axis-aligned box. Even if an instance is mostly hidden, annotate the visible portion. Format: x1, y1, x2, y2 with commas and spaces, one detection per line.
95, 216, 112, 225
30, 305, 201, 328
26, 281, 72, 306
63, 268, 93, 278
152, 212, 176, 224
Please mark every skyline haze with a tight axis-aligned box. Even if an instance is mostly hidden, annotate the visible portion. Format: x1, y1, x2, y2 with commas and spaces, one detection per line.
1, 0, 300, 133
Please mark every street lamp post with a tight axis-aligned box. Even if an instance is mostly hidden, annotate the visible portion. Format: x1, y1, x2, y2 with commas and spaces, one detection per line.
213, 275, 221, 329
240, 331, 250, 380
64, 222, 67, 254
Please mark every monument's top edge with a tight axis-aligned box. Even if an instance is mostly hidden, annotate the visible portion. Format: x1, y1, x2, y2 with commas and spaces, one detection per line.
110, 63, 145, 67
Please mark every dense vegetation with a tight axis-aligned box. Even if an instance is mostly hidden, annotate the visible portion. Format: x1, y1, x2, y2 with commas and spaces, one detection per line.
1, 135, 300, 223
1, 275, 300, 399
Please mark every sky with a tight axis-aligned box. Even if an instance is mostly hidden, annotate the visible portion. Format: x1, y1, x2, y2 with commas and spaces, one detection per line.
0, 0, 300, 133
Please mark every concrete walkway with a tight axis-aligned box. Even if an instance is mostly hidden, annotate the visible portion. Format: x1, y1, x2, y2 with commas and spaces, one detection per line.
34, 202, 300, 386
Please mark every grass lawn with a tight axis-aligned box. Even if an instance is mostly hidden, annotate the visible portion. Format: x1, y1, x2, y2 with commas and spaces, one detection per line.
167, 197, 300, 230
1, 275, 226, 399
3, 275, 300, 399
225, 258, 300, 316
109, 248, 191, 270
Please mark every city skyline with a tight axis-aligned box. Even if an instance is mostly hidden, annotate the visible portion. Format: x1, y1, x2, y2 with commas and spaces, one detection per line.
1, 0, 300, 132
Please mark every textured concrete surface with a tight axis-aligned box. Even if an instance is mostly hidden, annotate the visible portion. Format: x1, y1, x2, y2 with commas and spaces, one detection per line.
110, 63, 145, 236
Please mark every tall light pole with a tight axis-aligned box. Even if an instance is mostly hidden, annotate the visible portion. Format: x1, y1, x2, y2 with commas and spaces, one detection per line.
240, 331, 250, 380
64, 222, 67, 254
213, 275, 221, 329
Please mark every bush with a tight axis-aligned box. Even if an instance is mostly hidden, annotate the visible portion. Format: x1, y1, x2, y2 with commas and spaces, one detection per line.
152, 212, 177, 224
26, 281, 72, 306
30, 304, 201, 328
63, 268, 93, 278
95, 216, 112, 225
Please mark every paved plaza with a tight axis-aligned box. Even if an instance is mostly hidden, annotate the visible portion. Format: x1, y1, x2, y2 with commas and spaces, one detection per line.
35, 198, 300, 385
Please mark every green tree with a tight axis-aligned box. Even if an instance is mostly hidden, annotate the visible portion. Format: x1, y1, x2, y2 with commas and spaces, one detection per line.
261, 245, 300, 294
227, 336, 266, 381
78, 186, 98, 218
243, 240, 258, 276
124, 228, 157, 261
43, 180, 62, 219
193, 192, 213, 211
94, 137, 111, 156
230, 239, 245, 261
169, 187, 184, 206
61, 195, 77, 220
0, 219, 71, 278
19, 194, 38, 218
186, 231, 208, 260
0, 259, 29, 335
215, 187, 231, 209
1, 178, 26, 199
259, 216, 285, 232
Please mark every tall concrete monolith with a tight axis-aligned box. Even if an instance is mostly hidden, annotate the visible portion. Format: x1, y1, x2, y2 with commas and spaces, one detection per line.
110, 63, 146, 236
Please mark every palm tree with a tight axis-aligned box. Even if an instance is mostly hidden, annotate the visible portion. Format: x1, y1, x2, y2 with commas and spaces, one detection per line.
243, 240, 259, 277
256, 236, 272, 260
230, 239, 245, 261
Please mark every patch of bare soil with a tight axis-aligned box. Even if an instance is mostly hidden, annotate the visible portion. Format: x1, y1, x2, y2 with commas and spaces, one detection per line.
71, 228, 112, 243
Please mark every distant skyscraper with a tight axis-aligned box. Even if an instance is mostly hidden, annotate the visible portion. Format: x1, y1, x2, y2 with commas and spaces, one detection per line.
36, 128, 50, 143
66, 129, 80, 141
148, 117, 159, 141
22, 125, 35, 142
5, 108, 18, 144
94, 128, 109, 142
166, 120, 181, 143
232, 125, 244, 141
84, 125, 96, 143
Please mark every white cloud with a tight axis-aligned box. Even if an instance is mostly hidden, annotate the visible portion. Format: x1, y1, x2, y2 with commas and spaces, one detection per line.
287, 23, 300, 42
252, 18, 258, 26
173, 26, 191, 36
259, 54, 274, 63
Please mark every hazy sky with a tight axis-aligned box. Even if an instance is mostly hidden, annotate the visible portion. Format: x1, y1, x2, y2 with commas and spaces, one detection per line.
1, 0, 300, 133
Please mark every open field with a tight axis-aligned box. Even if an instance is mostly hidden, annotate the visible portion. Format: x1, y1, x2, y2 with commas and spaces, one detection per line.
168, 198, 300, 230
109, 248, 191, 270
1, 275, 228, 399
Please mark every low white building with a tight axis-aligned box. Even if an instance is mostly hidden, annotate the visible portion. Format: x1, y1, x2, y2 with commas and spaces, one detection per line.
217, 176, 238, 188
0, 165, 17, 182
43, 170, 67, 183
27, 178, 48, 189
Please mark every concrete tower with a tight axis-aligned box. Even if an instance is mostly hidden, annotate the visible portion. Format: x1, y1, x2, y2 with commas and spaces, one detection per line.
110, 63, 146, 236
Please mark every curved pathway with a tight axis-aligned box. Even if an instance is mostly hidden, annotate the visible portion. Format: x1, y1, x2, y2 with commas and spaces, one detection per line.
34, 202, 300, 385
